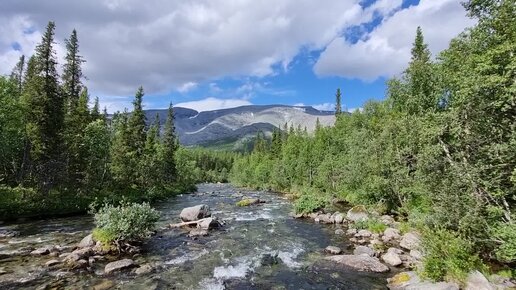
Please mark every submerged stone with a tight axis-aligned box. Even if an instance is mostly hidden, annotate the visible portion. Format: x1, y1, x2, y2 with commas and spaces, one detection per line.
104, 259, 135, 274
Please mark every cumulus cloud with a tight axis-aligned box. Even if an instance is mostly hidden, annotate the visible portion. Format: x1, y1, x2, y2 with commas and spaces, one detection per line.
0, 0, 407, 96
175, 97, 252, 112
313, 103, 334, 111
314, 0, 475, 81
177, 81, 198, 93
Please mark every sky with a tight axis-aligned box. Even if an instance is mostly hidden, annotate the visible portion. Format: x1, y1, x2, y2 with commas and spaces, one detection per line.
0, 0, 474, 113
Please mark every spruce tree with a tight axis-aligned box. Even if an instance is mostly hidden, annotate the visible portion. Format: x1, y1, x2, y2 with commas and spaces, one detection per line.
162, 103, 178, 183
128, 86, 147, 156
22, 21, 65, 190
62, 29, 84, 112
10, 55, 25, 94
335, 88, 342, 116
91, 97, 101, 121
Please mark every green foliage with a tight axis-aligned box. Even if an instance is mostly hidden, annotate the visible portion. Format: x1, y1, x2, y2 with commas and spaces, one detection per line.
351, 218, 387, 234
492, 221, 516, 263
420, 228, 485, 282
294, 189, 329, 214
93, 202, 160, 244
236, 198, 257, 207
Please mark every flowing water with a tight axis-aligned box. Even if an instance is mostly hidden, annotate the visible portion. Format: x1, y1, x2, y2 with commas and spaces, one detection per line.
0, 183, 390, 289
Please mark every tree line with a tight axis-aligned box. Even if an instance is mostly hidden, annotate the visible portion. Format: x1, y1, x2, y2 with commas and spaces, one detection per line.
0, 22, 233, 220
231, 0, 515, 281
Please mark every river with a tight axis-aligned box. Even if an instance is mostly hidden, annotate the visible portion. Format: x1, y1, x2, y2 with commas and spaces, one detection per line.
0, 183, 390, 289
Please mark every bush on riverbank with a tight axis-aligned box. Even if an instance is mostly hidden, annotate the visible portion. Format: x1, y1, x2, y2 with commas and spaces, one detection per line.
92, 202, 160, 247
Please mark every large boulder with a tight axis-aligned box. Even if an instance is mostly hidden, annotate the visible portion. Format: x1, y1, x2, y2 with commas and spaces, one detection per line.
325, 246, 342, 255
325, 254, 389, 273
180, 204, 211, 222
347, 205, 369, 222
400, 232, 421, 250
353, 245, 375, 257
197, 217, 221, 230
382, 248, 403, 267
465, 271, 495, 290
387, 272, 460, 290
383, 228, 401, 243
104, 259, 136, 274
334, 212, 345, 224
78, 234, 95, 248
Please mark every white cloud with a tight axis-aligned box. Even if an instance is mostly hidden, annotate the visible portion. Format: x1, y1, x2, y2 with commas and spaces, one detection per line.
0, 0, 404, 95
314, 0, 475, 81
177, 81, 198, 93
175, 97, 252, 112
313, 103, 334, 111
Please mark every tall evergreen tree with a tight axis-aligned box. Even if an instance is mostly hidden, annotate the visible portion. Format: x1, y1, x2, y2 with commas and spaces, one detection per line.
335, 88, 342, 116
10, 55, 25, 94
62, 29, 85, 112
91, 97, 101, 121
128, 86, 147, 156
162, 103, 178, 183
22, 21, 64, 191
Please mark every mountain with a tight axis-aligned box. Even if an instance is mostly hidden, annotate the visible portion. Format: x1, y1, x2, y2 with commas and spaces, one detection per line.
143, 105, 336, 150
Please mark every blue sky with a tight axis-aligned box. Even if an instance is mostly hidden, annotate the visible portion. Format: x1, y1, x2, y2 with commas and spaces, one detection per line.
0, 0, 474, 112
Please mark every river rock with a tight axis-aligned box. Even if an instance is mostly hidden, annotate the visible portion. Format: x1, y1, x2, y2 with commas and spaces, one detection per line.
347, 228, 357, 235
0, 230, 19, 238
261, 253, 281, 266
105, 259, 135, 274
236, 198, 261, 206
31, 245, 55, 256
346, 205, 369, 222
78, 234, 95, 248
318, 213, 335, 224
68, 259, 89, 270
356, 229, 373, 238
334, 212, 344, 224
180, 204, 211, 222
325, 254, 389, 273
45, 259, 61, 267
380, 215, 396, 225
198, 217, 221, 230
353, 246, 375, 257
188, 228, 209, 237
93, 279, 115, 290
400, 232, 421, 250
134, 264, 153, 275
335, 229, 345, 235
387, 271, 460, 290
382, 248, 402, 266
325, 246, 342, 255
465, 271, 495, 290
383, 228, 401, 243
409, 249, 423, 260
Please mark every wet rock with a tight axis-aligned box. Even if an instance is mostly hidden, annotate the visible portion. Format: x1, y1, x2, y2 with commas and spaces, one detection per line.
198, 217, 221, 230
180, 204, 211, 222
134, 264, 153, 275
380, 215, 396, 225
400, 232, 421, 250
45, 259, 61, 267
236, 198, 260, 207
382, 248, 402, 266
489, 275, 516, 289
68, 259, 88, 270
0, 248, 31, 258
78, 233, 95, 248
383, 228, 401, 243
353, 245, 375, 257
465, 271, 495, 290
325, 246, 342, 255
104, 259, 136, 274
335, 229, 345, 235
325, 254, 389, 273
346, 205, 369, 222
355, 229, 373, 238
0, 230, 19, 238
261, 253, 281, 266
188, 228, 209, 238
71, 247, 93, 259
318, 213, 335, 224
0, 267, 8, 275
31, 245, 55, 256
346, 228, 357, 235
93, 279, 116, 290
387, 271, 459, 290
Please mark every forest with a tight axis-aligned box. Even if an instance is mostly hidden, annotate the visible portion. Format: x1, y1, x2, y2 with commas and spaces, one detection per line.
231, 0, 515, 281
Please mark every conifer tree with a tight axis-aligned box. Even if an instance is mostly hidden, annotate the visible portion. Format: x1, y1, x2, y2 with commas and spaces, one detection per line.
335, 88, 342, 116
162, 103, 178, 183
10, 55, 25, 94
62, 29, 84, 112
128, 86, 147, 156
91, 97, 101, 121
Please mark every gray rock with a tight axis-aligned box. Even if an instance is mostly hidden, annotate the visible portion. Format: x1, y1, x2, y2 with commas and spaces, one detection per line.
45, 259, 61, 267
380, 215, 396, 225
261, 253, 281, 266
465, 271, 495, 290
356, 229, 373, 238
325, 246, 342, 255
198, 217, 221, 230
334, 213, 344, 224
405, 282, 459, 290
347, 228, 358, 235
180, 204, 211, 222
104, 259, 135, 274
387, 272, 459, 290
325, 254, 389, 273
353, 245, 375, 257
78, 234, 95, 248
134, 264, 153, 275
318, 213, 335, 224
383, 228, 401, 243
69, 259, 89, 270
31, 245, 55, 256
409, 249, 423, 260
400, 232, 421, 250
188, 228, 209, 237
335, 229, 345, 235
382, 249, 402, 267
346, 205, 369, 222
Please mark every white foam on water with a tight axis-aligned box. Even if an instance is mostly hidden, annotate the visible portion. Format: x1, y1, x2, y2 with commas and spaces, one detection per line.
198, 278, 224, 290
165, 249, 208, 265
213, 260, 252, 279
277, 244, 305, 269
234, 211, 273, 221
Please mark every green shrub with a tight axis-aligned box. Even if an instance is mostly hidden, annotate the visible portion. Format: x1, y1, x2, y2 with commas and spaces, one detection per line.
350, 218, 387, 234
294, 189, 329, 214
492, 221, 516, 263
420, 228, 485, 282
93, 202, 160, 245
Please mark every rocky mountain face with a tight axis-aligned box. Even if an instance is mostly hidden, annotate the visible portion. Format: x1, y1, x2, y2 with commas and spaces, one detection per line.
143, 105, 335, 149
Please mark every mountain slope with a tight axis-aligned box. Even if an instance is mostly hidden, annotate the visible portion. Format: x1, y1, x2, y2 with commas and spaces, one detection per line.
143, 105, 335, 148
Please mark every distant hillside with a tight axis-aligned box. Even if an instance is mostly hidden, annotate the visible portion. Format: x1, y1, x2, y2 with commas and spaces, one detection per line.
142, 105, 335, 150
